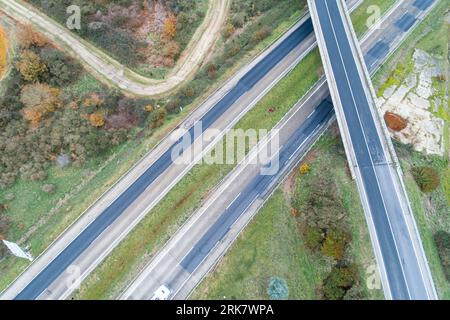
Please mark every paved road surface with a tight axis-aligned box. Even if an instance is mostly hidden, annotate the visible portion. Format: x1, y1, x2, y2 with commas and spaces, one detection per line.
309, 0, 436, 300
122, 0, 438, 300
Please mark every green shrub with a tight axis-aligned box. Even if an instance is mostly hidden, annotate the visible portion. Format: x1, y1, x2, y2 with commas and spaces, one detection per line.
231, 13, 246, 28
321, 229, 351, 262
411, 166, 440, 193
434, 231, 450, 281
252, 26, 272, 43
303, 226, 324, 252
322, 265, 358, 300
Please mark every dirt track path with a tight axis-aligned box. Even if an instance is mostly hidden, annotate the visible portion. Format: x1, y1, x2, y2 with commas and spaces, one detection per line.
0, 0, 229, 97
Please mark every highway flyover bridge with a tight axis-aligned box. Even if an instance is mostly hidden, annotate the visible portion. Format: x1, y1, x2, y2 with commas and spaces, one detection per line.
307, 0, 437, 300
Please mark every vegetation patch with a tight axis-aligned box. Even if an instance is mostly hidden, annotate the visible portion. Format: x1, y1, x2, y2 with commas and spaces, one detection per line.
0, 25, 7, 78
350, 0, 397, 37
384, 112, 408, 132
28, 0, 208, 77
71, 45, 322, 300
394, 142, 450, 299
411, 166, 441, 193
434, 231, 450, 282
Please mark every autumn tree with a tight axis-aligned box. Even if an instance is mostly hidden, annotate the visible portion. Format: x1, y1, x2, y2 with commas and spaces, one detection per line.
20, 83, 61, 124
222, 23, 235, 39
321, 229, 351, 261
83, 93, 103, 108
17, 24, 48, 49
16, 50, 47, 82
163, 14, 177, 39
150, 108, 167, 129
0, 26, 7, 77
411, 166, 440, 193
89, 113, 105, 127
22, 107, 43, 125
21, 83, 61, 112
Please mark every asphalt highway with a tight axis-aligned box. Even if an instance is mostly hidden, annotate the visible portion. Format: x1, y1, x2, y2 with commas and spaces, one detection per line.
310, 0, 436, 299
122, 0, 438, 300
180, 99, 334, 274
121, 80, 334, 299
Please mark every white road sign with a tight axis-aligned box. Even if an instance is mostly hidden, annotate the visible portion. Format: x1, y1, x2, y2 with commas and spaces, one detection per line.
2, 240, 33, 261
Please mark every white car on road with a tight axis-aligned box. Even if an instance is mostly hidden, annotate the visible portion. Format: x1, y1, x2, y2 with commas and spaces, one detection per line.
150, 285, 172, 300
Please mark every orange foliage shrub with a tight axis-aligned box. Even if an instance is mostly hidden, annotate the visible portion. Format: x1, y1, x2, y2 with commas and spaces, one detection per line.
17, 24, 48, 48
16, 50, 47, 82
163, 15, 177, 39
0, 26, 8, 78
89, 113, 105, 127
22, 107, 43, 125
83, 93, 103, 108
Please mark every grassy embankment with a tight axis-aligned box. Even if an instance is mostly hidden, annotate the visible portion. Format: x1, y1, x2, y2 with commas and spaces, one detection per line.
189, 1, 412, 299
